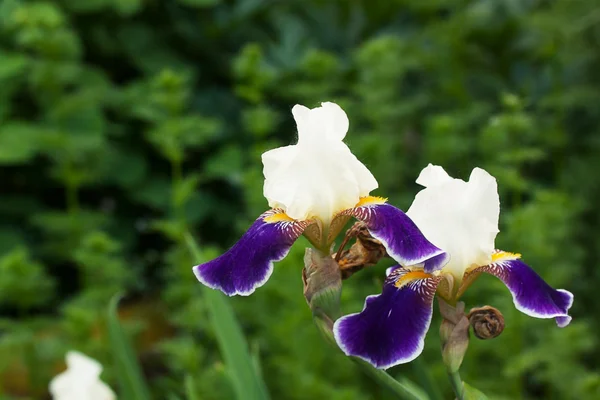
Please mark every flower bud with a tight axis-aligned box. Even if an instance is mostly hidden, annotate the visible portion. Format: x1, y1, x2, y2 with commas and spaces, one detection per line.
438, 299, 470, 373
467, 306, 505, 340
303, 248, 342, 321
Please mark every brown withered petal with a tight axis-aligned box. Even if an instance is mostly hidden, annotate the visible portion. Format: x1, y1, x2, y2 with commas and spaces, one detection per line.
467, 306, 505, 340
334, 222, 387, 279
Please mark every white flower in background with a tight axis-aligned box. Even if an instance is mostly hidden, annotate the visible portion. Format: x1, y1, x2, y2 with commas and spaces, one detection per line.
49, 351, 116, 400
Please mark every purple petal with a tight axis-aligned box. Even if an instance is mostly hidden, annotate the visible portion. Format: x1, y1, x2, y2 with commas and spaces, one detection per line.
333, 268, 441, 369
193, 210, 310, 296
342, 199, 449, 272
469, 251, 573, 327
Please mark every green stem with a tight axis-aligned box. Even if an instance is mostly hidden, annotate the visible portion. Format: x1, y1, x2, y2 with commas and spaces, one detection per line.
358, 362, 428, 400
447, 369, 464, 400
172, 158, 182, 189
170, 158, 186, 234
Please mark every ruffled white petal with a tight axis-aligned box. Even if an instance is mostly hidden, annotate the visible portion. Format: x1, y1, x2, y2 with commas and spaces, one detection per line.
415, 164, 451, 187
262, 102, 377, 223
49, 351, 116, 400
292, 102, 349, 143
406, 164, 500, 280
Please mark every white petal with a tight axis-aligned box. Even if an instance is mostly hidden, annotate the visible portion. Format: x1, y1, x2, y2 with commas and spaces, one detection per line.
293, 102, 349, 143
407, 165, 499, 280
65, 351, 103, 378
50, 351, 116, 400
415, 163, 452, 187
262, 102, 377, 223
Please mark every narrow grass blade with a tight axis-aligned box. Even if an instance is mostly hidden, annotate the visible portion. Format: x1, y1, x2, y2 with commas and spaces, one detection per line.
463, 382, 489, 400
185, 374, 200, 400
107, 293, 152, 400
185, 233, 270, 400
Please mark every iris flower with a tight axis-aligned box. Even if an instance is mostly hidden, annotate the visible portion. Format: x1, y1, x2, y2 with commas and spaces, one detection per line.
49, 351, 115, 400
334, 164, 573, 369
193, 103, 448, 296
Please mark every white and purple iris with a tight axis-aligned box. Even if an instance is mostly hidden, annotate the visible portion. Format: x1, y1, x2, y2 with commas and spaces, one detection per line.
193, 102, 447, 296
333, 165, 574, 369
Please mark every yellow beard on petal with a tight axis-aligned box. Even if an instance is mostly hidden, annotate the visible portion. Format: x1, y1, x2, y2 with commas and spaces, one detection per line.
263, 211, 295, 223
354, 196, 388, 207
490, 250, 521, 263
456, 250, 522, 300
394, 270, 434, 289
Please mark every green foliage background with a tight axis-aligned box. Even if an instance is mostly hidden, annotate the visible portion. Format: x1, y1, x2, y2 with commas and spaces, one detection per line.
1, 0, 599, 398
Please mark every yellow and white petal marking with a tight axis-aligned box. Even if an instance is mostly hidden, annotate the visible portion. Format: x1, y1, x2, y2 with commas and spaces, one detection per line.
457, 250, 520, 297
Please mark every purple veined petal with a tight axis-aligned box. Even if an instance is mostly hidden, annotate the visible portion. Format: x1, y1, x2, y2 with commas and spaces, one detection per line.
333, 268, 442, 369
341, 197, 449, 273
193, 209, 311, 296
466, 251, 573, 327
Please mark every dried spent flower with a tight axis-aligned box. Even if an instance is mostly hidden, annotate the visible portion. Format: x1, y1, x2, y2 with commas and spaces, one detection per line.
334, 222, 387, 279
468, 306, 505, 340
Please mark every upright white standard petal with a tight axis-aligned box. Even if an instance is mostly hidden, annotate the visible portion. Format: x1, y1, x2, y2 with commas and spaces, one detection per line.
49, 351, 116, 400
262, 102, 378, 223
406, 164, 500, 280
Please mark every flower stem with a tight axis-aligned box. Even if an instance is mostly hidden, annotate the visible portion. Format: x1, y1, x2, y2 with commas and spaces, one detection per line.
358, 362, 428, 400
447, 369, 464, 400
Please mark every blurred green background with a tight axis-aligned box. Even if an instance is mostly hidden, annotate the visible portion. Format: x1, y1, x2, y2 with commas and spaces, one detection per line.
1, 0, 599, 398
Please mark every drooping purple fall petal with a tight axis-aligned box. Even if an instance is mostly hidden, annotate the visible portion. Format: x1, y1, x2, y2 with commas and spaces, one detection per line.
193, 210, 310, 296
466, 251, 573, 327
333, 267, 442, 369
341, 198, 448, 273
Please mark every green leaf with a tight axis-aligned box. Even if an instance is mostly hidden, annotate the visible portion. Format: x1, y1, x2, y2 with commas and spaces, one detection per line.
463, 382, 489, 400
0, 123, 41, 165
107, 293, 151, 400
178, 0, 221, 8
184, 233, 270, 400
174, 174, 202, 208
0, 52, 28, 82
113, 0, 143, 16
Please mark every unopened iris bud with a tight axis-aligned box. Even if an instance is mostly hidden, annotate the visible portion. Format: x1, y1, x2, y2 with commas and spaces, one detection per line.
438, 300, 470, 373
303, 248, 342, 322
468, 306, 505, 340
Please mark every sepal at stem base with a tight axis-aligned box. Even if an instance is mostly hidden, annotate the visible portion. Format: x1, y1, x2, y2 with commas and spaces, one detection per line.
302, 248, 342, 319
438, 300, 470, 373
